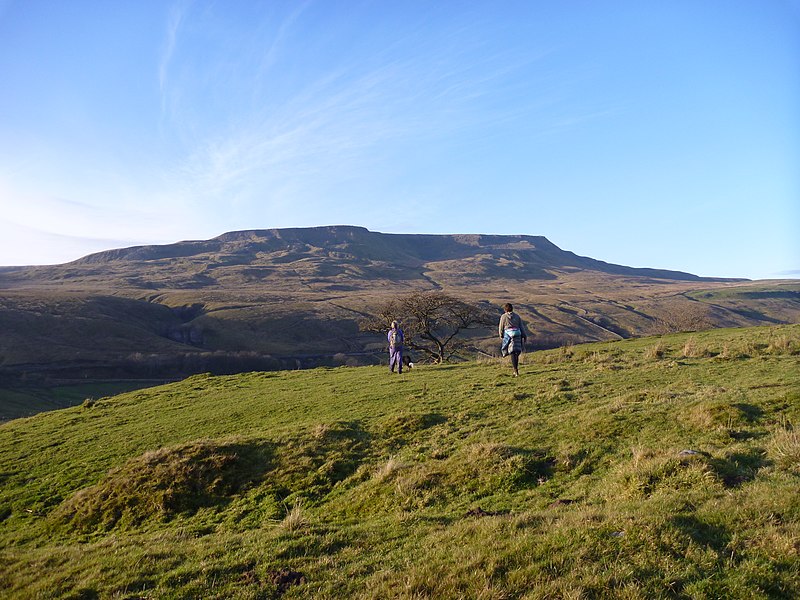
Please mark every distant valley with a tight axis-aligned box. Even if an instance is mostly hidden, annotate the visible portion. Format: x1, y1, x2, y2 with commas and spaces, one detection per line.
1, 225, 798, 419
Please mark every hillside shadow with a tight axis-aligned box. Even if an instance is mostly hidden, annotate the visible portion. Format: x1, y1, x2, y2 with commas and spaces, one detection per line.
710, 449, 770, 487
729, 307, 782, 324
671, 514, 730, 553
277, 421, 373, 501
518, 448, 556, 485
731, 403, 764, 422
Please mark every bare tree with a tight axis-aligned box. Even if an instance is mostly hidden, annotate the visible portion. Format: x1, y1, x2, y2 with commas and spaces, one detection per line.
360, 291, 495, 363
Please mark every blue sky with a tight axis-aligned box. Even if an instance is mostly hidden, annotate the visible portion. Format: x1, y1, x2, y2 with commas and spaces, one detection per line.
0, 0, 798, 279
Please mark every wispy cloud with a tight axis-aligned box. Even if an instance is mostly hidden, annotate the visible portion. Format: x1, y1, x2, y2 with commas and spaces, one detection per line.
159, 0, 193, 124
252, 0, 313, 91
0, 217, 146, 265
1, 2, 614, 264
0, 173, 189, 251
155, 7, 577, 225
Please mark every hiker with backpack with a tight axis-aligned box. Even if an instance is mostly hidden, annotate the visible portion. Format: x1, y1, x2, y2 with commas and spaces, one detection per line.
388, 320, 405, 374
499, 303, 527, 376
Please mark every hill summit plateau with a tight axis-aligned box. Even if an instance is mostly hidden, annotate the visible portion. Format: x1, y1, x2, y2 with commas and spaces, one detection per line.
60, 225, 704, 289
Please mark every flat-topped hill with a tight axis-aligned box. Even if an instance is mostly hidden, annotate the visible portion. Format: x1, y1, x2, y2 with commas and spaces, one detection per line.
3, 226, 707, 290
1, 227, 798, 419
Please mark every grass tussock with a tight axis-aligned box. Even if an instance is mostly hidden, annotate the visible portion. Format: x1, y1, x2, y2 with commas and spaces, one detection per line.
446, 442, 549, 494
280, 501, 310, 532
766, 333, 799, 355
540, 344, 574, 364
2, 323, 799, 599
601, 449, 722, 502
684, 398, 756, 431
643, 339, 667, 360
52, 438, 270, 532
766, 424, 800, 472
376, 411, 445, 447
372, 456, 407, 483
682, 336, 712, 358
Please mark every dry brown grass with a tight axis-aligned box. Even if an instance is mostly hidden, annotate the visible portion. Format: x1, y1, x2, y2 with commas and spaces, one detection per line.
643, 339, 667, 361
373, 456, 407, 482
766, 334, 798, 355
766, 425, 800, 472
681, 336, 710, 358
281, 501, 310, 532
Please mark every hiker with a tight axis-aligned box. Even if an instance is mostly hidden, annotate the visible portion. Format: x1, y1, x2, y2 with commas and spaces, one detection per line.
388, 320, 405, 374
499, 303, 527, 376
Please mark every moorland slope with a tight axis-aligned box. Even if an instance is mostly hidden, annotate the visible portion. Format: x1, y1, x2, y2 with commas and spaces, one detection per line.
1, 226, 799, 418
1, 324, 798, 598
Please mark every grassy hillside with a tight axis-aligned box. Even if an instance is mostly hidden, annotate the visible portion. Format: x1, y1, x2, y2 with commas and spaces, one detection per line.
1, 324, 799, 599
2, 227, 799, 421
0, 381, 171, 421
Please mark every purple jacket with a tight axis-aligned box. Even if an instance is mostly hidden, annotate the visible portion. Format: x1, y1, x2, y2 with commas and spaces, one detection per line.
388, 327, 404, 348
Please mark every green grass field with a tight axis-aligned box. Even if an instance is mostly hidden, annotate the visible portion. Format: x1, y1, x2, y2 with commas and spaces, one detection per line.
1, 324, 799, 599
0, 381, 173, 422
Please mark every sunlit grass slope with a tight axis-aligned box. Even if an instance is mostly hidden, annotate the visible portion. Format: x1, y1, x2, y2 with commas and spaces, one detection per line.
1, 324, 799, 599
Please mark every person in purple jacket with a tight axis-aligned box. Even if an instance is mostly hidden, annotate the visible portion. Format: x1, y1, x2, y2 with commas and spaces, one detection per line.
388, 320, 405, 374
